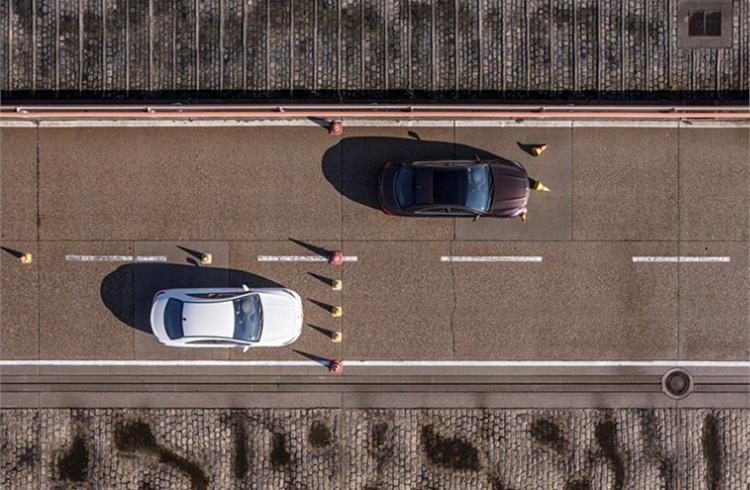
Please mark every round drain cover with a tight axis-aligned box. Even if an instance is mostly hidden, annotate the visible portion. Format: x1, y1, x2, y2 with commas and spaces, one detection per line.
662, 369, 693, 399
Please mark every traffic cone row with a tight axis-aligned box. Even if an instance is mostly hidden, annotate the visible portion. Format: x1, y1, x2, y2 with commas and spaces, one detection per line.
527, 146, 551, 218
324, 251, 345, 372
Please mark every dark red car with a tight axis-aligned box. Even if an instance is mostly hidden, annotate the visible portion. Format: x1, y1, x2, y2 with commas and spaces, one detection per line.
378, 159, 529, 218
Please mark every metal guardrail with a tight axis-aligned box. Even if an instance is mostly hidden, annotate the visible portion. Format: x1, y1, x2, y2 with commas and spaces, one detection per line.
1, 104, 748, 120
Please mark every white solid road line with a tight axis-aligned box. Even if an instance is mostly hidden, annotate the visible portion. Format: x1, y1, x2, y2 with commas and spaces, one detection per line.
2, 359, 747, 368
65, 255, 167, 262
441, 256, 543, 263
632, 256, 731, 263
257, 255, 358, 262
3, 120, 745, 129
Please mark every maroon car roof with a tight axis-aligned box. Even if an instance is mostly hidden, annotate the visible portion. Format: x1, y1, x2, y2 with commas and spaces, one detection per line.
489, 162, 529, 216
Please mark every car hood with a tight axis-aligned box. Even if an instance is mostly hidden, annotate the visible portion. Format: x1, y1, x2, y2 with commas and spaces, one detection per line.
489, 163, 529, 216
257, 292, 303, 346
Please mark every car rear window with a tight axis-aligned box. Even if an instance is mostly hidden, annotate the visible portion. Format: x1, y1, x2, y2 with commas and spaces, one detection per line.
395, 167, 416, 207
163, 299, 184, 340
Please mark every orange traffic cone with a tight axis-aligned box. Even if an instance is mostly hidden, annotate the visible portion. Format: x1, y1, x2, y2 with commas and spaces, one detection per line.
531, 144, 548, 157
328, 250, 344, 266
329, 359, 343, 374
328, 121, 344, 136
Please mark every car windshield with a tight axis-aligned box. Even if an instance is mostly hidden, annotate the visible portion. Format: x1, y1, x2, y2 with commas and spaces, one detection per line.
394, 167, 416, 207
464, 164, 492, 212
233, 294, 263, 342
433, 165, 492, 212
163, 299, 184, 340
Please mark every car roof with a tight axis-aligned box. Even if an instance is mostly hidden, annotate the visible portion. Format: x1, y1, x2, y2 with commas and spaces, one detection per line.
401, 161, 494, 210
181, 301, 235, 338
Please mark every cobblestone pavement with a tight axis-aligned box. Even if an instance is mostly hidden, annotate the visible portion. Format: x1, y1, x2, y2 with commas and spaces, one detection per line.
2, 409, 749, 489
2, 0, 748, 100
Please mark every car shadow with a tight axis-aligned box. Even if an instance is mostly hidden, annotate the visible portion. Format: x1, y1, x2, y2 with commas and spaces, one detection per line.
100, 263, 283, 333
321, 136, 510, 210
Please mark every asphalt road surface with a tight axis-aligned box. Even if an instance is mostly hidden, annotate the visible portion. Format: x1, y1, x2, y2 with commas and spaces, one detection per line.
0, 122, 748, 407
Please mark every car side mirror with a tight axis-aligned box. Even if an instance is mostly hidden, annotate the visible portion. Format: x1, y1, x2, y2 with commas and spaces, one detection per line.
242, 284, 250, 291
473, 214, 481, 222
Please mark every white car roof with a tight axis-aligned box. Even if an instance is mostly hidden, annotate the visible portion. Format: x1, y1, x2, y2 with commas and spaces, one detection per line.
181, 301, 235, 338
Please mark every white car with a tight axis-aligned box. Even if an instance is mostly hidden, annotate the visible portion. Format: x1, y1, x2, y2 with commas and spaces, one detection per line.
149, 286, 303, 349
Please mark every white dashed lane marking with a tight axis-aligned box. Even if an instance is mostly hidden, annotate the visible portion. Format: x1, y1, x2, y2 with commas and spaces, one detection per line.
440, 256, 543, 263
65, 255, 167, 262
632, 256, 731, 263
257, 255, 359, 262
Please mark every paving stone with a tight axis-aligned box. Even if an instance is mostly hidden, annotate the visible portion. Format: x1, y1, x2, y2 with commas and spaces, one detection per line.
2, 0, 746, 99
2, 409, 749, 488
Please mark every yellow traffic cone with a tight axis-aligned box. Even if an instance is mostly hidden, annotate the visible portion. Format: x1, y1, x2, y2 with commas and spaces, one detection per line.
331, 306, 343, 318
331, 331, 343, 343
332, 279, 342, 291
20, 253, 32, 264
533, 181, 551, 192
200, 253, 212, 265
531, 144, 548, 156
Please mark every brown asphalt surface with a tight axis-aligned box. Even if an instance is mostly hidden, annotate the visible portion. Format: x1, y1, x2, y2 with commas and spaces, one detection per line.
1, 125, 748, 365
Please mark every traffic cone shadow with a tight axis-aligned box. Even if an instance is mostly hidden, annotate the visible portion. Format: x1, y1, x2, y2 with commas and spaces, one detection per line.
308, 273, 344, 290
292, 349, 330, 367
309, 324, 336, 339
307, 116, 332, 131
308, 299, 342, 318
1, 246, 32, 264
1, 246, 24, 259
289, 238, 331, 259
308, 272, 335, 287
176, 245, 213, 266
308, 298, 334, 311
